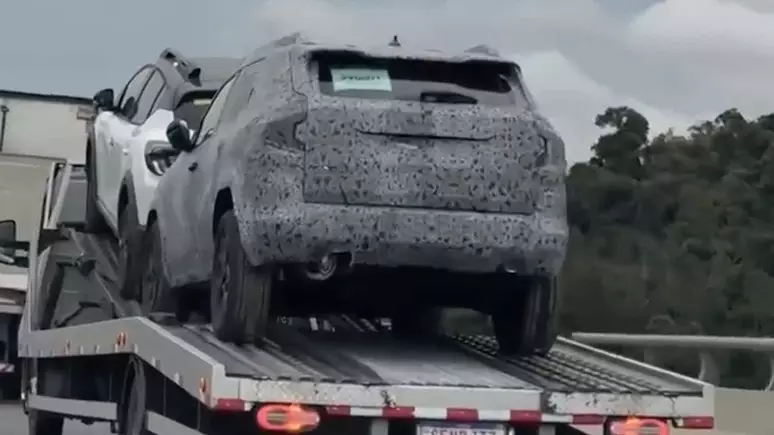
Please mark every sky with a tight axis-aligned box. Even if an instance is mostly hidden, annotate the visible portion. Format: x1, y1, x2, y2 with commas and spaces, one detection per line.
1, 0, 773, 163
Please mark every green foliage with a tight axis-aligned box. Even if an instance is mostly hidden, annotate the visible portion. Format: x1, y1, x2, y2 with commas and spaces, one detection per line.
562, 106, 774, 386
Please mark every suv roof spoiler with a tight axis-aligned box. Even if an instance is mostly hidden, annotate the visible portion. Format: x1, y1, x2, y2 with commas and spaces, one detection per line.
159, 48, 202, 83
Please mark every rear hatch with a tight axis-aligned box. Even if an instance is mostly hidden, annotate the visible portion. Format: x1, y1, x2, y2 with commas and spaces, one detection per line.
298, 51, 546, 214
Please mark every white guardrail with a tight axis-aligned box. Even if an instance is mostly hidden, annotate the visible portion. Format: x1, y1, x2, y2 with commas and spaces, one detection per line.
571, 333, 774, 390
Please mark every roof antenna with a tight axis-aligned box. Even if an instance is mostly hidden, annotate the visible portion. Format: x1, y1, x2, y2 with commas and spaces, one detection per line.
388, 35, 401, 47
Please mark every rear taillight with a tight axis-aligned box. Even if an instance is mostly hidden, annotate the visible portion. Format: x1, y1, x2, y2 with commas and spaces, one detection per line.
607, 417, 670, 435
255, 404, 320, 433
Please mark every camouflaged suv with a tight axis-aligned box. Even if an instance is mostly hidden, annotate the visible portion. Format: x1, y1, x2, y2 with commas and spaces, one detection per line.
144, 34, 568, 355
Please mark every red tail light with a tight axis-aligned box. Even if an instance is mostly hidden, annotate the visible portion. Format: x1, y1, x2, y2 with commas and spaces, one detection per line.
607, 417, 669, 435
679, 416, 714, 429
255, 404, 320, 433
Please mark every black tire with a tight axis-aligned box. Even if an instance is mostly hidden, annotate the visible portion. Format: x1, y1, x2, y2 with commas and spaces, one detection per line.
210, 209, 272, 344
28, 410, 64, 435
139, 221, 176, 315
118, 359, 148, 435
84, 143, 110, 234
26, 360, 64, 435
491, 276, 557, 356
118, 204, 141, 301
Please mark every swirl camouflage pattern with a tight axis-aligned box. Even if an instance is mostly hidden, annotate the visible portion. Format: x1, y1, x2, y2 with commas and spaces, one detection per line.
152, 34, 568, 289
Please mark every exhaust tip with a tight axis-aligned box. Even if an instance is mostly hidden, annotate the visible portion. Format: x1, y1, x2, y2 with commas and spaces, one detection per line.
305, 255, 338, 281
500, 258, 527, 274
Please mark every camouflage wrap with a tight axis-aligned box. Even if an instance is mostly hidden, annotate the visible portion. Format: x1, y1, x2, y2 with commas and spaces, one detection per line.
155, 37, 568, 286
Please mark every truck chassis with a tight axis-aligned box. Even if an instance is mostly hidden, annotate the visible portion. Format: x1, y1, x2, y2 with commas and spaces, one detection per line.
9, 162, 715, 435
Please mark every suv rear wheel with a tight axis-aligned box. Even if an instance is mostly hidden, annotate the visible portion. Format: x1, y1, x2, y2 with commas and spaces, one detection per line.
139, 220, 176, 315
490, 275, 557, 356
210, 210, 272, 344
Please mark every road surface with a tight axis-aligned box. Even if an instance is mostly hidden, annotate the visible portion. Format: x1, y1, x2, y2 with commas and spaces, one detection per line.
1, 403, 109, 435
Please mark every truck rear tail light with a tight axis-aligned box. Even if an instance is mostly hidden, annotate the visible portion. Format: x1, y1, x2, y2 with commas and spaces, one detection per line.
677, 416, 714, 429
255, 404, 320, 433
607, 417, 669, 435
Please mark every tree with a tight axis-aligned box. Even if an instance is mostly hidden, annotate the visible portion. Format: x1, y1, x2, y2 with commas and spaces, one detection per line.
562, 106, 774, 387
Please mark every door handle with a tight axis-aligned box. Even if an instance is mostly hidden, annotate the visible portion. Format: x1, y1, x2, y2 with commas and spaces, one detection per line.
188, 162, 198, 171
108, 138, 115, 147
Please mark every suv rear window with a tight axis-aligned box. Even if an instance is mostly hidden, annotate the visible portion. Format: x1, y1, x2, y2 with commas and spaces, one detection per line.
314, 52, 525, 107
174, 91, 215, 128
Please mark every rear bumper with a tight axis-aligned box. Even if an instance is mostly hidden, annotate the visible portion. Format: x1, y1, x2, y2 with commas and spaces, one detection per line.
237, 203, 568, 275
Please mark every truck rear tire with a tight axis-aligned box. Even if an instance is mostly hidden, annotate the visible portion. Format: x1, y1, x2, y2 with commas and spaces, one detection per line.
210, 210, 272, 345
491, 276, 557, 356
24, 357, 64, 435
28, 410, 64, 435
118, 358, 148, 435
84, 144, 109, 234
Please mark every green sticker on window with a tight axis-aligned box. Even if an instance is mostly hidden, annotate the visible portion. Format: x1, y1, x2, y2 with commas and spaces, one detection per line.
330, 68, 392, 92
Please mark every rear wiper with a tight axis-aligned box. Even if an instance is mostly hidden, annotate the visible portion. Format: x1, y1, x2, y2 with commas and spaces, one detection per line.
419, 91, 478, 104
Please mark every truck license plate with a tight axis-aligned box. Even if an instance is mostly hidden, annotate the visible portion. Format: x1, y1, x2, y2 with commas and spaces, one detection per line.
417, 421, 506, 435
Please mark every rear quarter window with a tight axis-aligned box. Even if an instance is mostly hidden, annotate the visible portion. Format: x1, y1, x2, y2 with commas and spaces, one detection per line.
314, 52, 528, 107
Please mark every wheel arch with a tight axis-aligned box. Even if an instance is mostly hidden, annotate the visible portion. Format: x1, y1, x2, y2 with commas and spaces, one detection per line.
118, 175, 137, 223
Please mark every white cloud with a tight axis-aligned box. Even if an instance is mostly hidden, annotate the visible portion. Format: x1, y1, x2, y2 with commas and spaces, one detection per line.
515, 51, 698, 164
247, 0, 773, 164
629, 0, 774, 56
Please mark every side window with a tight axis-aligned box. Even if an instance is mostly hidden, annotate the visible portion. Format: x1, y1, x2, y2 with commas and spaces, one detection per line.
132, 70, 166, 124
117, 67, 152, 121
221, 58, 264, 121
195, 75, 237, 146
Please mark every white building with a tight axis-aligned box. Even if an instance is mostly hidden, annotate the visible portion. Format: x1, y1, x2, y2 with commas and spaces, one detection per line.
0, 89, 93, 164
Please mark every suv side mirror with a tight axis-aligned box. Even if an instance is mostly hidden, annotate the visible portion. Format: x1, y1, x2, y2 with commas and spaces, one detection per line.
166, 120, 195, 153
93, 88, 115, 111
0, 219, 17, 265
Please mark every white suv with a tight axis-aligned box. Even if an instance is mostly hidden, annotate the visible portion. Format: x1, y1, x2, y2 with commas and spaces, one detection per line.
85, 49, 238, 299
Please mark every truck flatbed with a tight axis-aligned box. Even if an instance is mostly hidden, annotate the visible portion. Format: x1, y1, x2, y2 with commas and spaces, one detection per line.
21, 227, 711, 419
12, 162, 716, 435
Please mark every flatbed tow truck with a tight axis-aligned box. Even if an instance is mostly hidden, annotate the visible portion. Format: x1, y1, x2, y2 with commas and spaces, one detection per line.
1, 161, 716, 435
